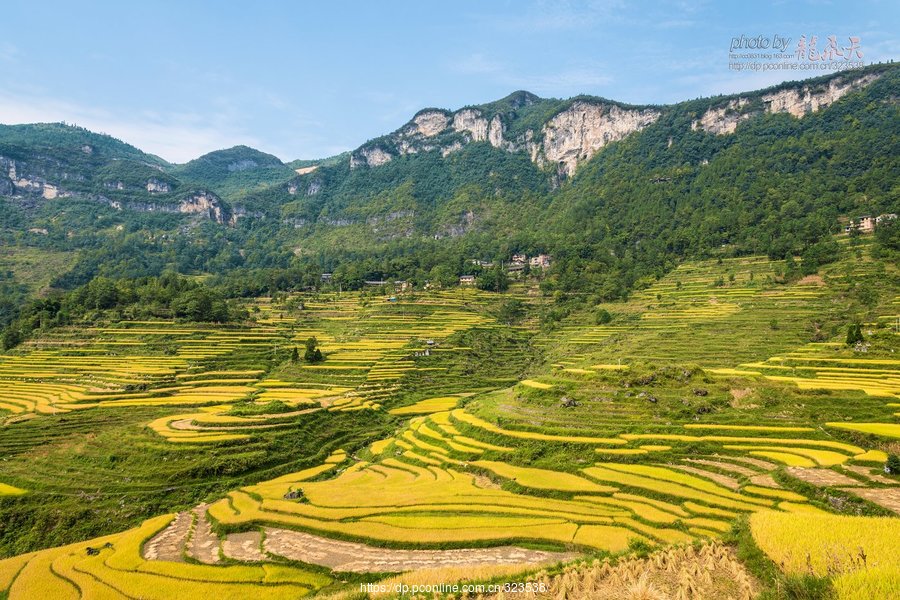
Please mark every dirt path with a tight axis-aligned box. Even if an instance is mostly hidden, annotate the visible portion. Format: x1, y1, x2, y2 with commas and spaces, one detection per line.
262, 528, 577, 573
142, 511, 191, 562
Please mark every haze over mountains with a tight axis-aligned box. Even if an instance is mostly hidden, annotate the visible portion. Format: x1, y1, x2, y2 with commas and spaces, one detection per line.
0, 63, 897, 295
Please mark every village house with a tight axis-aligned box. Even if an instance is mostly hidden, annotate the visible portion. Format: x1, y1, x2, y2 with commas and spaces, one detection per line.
320, 273, 333, 282
511, 253, 527, 265
529, 254, 551, 269
459, 275, 476, 285
844, 214, 896, 234
394, 280, 411, 292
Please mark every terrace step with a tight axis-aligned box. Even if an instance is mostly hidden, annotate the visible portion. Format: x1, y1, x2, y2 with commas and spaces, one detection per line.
186, 504, 221, 564
142, 511, 191, 562
262, 527, 578, 572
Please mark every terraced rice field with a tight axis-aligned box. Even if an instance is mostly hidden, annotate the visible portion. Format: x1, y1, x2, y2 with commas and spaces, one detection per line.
1, 250, 898, 598
751, 512, 900, 600
0, 291, 501, 442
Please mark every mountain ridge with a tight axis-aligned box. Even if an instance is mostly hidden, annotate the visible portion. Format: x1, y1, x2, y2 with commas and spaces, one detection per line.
0, 62, 896, 300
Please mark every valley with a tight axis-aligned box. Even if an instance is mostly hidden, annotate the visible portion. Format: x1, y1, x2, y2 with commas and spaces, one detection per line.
0, 237, 897, 599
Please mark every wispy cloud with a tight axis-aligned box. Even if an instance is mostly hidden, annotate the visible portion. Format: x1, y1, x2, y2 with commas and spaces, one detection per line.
485, 0, 626, 33
449, 54, 612, 96
0, 91, 265, 163
451, 53, 504, 75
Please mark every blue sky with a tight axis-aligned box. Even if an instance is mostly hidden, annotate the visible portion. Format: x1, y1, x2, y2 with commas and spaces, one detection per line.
1, 0, 897, 162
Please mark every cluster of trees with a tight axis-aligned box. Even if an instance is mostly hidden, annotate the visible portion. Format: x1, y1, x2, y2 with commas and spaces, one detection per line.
1, 273, 233, 349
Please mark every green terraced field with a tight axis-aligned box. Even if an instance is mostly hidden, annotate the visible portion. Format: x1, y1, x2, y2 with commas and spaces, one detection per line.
1, 246, 899, 599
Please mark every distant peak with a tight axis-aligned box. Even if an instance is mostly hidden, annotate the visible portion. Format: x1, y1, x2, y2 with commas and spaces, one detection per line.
502, 90, 542, 106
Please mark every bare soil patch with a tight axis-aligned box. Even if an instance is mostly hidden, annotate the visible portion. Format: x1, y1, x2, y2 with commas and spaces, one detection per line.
142, 511, 190, 562
222, 531, 265, 562
670, 464, 740, 490
843, 464, 898, 485
786, 467, 862, 487
263, 528, 577, 573
796, 274, 825, 286
839, 487, 900, 514
726, 456, 778, 470
685, 458, 758, 477
187, 504, 221, 563
749, 474, 781, 488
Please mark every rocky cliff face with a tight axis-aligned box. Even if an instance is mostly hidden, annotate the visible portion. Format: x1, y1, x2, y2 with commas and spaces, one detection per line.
107, 191, 228, 224
349, 100, 658, 177
0, 156, 64, 199
146, 178, 170, 194
692, 72, 881, 134
691, 98, 751, 135
540, 103, 661, 176
178, 191, 227, 224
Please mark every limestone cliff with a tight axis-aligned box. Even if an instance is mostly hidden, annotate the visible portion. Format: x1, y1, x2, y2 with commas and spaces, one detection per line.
539, 103, 660, 176
178, 191, 227, 224
692, 72, 881, 134
348, 98, 658, 177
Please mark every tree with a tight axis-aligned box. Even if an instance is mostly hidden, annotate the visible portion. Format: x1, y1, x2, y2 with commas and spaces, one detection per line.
495, 299, 525, 325
886, 454, 900, 475
476, 266, 509, 292
595, 308, 612, 325
846, 323, 864, 346
290, 346, 299, 362
304, 337, 324, 363
1, 327, 22, 350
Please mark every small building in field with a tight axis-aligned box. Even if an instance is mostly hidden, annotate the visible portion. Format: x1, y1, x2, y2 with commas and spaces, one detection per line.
459, 275, 476, 286
321, 273, 333, 282
394, 280, 410, 292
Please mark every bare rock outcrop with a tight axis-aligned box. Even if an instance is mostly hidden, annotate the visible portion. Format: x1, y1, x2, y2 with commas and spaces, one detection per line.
452, 108, 490, 142
540, 102, 661, 176
761, 73, 880, 117
350, 146, 393, 169
691, 98, 751, 135
178, 191, 227, 223
693, 72, 881, 134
